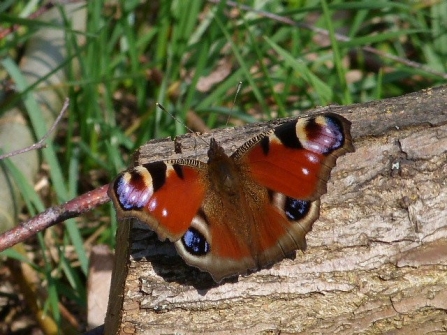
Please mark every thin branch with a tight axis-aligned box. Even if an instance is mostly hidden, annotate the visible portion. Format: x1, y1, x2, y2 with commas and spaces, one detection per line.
0, 185, 110, 252
0, 98, 69, 161
208, 0, 447, 80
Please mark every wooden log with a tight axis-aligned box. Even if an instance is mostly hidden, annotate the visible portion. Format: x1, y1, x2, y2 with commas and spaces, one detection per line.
105, 85, 447, 334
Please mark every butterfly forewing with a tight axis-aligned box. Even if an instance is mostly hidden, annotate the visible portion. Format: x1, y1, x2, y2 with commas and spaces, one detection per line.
109, 161, 207, 241
238, 113, 354, 200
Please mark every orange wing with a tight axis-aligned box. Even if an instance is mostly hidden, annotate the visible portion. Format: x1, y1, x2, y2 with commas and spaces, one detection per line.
240, 113, 354, 200
108, 162, 206, 241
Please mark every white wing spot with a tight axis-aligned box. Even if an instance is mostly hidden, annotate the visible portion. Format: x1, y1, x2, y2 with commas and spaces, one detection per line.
140, 193, 149, 203
148, 199, 157, 212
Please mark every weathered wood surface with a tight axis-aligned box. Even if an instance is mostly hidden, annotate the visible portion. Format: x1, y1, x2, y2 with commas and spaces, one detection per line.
105, 86, 447, 334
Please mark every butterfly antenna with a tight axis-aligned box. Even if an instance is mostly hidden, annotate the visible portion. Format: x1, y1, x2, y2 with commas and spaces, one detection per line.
156, 103, 208, 146
234, 81, 243, 105
156, 103, 196, 133
225, 81, 243, 126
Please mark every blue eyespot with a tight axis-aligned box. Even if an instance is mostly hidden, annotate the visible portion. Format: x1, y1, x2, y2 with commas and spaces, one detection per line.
285, 198, 311, 221
323, 116, 344, 152
115, 176, 151, 210
182, 227, 210, 256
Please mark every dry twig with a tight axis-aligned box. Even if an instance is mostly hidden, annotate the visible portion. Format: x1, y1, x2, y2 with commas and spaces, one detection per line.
0, 98, 69, 161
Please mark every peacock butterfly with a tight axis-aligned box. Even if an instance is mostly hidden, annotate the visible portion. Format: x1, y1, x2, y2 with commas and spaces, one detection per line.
108, 113, 354, 282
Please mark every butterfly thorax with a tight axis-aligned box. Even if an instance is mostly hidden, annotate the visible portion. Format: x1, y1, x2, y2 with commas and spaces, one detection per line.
206, 138, 242, 197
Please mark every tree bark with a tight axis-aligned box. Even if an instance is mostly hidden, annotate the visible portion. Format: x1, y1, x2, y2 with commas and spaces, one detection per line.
105, 85, 447, 334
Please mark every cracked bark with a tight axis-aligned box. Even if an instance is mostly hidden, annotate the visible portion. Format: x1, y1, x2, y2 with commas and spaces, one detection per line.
105, 86, 447, 334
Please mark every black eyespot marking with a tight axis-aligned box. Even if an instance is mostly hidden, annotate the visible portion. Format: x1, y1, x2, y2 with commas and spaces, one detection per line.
197, 209, 209, 224
267, 189, 274, 202
274, 121, 302, 149
173, 164, 184, 179
305, 117, 320, 133
182, 227, 210, 256
144, 162, 167, 191
284, 197, 311, 221
128, 170, 145, 189
260, 136, 270, 155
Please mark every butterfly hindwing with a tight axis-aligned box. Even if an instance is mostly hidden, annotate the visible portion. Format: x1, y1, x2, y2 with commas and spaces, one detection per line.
175, 189, 320, 282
